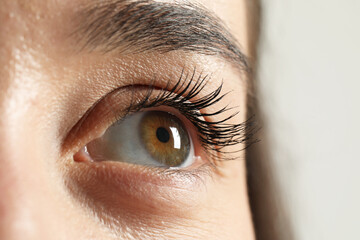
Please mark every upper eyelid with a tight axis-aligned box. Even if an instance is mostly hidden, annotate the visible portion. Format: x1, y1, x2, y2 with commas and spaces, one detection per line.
62, 68, 254, 163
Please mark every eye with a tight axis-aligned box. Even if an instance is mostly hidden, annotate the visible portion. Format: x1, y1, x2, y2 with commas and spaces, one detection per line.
77, 110, 196, 168
68, 71, 250, 173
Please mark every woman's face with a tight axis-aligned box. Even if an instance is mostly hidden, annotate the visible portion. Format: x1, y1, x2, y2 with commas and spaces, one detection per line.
0, 0, 254, 239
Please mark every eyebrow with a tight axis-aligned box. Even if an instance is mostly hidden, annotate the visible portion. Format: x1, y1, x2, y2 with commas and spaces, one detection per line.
74, 0, 249, 71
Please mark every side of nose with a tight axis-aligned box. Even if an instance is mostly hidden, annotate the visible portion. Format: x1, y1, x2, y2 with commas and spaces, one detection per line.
0, 85, 70, 240
0, 149, 46, 239
0, 3, 66, 238
0, 87, 66, 239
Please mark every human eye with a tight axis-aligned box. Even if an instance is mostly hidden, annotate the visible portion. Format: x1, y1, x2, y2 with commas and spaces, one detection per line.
80, 110, 195, 168
61, 68, 252, 234
69, 70, 248, 171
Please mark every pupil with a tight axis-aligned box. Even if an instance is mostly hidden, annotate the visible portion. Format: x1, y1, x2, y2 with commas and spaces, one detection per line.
156, 127, 170, 143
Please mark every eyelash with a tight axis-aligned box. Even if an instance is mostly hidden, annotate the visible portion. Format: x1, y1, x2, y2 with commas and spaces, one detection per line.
117, 69, 256, 162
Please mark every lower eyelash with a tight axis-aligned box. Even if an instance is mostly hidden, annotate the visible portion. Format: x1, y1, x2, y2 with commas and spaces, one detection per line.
124, 68, 258, 162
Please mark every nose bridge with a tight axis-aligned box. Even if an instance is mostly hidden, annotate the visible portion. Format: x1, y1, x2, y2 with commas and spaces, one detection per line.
0, 97, 50, 239
0, 3, 49, 239
0, 0, 44, 138
0, 83, 43, 238
0, 100, 42, 238
0, 0, 32, 104
0, 118, 58, 240
0, 1, 32, 164
0, 0, 27, 195
0, 160, 37, 239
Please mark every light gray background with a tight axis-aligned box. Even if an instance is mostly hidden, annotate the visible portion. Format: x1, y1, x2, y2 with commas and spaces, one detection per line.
257, 1, 360, 239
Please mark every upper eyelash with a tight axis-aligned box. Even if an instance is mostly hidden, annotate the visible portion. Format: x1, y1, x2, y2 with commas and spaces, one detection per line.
123, 68, 258, 161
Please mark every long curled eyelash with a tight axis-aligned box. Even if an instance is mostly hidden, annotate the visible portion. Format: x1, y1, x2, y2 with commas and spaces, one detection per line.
123, 69, 258, 161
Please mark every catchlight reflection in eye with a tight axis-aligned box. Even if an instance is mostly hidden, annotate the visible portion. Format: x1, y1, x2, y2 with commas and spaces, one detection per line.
85, 111, 195, 168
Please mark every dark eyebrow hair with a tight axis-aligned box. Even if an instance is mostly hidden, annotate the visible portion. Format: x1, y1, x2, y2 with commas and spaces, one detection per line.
74, 0, 249, 71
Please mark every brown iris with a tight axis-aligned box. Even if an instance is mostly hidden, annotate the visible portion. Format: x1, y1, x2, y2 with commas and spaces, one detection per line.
139, 111, 190, 167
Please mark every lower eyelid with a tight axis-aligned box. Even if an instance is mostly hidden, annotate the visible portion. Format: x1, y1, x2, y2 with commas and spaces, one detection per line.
65, 160, 210, 221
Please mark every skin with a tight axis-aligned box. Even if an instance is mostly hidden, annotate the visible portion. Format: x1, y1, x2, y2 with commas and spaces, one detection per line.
0, 0, 254, 239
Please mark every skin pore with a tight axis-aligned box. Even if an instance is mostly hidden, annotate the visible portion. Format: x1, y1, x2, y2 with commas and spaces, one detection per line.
0, 0, 255, 239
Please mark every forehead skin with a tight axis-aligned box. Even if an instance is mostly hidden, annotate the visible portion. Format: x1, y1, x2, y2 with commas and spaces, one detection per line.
0, 0, 254, 239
